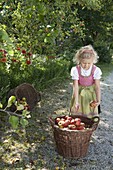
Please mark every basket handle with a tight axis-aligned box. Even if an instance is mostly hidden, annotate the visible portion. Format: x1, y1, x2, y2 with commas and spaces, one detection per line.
92, 116, 100, 123
91, 123, 98, 131
91, 116, 100, 131
48, 117, 55, 128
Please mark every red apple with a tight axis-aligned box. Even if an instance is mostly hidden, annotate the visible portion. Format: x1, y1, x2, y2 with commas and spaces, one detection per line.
90, 101, 97, 108
80, 122, 85, 127
68, 124, 77, 130
61, 118, 65, 121
26, 60, 31, 65
77, 122, 85, 130
55, 117, 61, 124
65, 115, 72, 121
65, 115, 69, 119
1, 57, 7, 62
77, 125, 85, 130
62, 119, 70, 127
75, 118, 81, 126
12, 58, 17, 62
70, 119, 76, 124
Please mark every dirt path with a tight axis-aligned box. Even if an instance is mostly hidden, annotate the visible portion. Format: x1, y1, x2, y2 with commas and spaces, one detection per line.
40, 71, 113, 170
0, 72, 113, 170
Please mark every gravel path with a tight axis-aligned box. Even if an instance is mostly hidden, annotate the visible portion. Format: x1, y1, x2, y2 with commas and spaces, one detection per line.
1, 71, 113, 170
42, 71, 113, 170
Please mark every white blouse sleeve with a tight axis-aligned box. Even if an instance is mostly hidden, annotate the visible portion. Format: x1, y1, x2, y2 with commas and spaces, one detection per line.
70, 66, 79, 80
94, 67, 102, 79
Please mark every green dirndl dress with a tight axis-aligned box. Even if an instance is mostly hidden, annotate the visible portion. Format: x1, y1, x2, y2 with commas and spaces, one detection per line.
70, 84, 98, 118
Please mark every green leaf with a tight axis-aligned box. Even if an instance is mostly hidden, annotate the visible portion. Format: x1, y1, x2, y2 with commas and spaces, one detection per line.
0, 102, 3, 108
0, 29, 13, 44
7, 96, 16, 107
8, 49, 14, 56
22, 109, 31, 118
20, 118, 28, 128
44, 37, 47, 43
17, 104, 24, 111
9, 116, 19, 129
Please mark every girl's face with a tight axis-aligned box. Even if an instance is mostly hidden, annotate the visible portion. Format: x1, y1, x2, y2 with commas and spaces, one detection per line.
80, 58, 94, 70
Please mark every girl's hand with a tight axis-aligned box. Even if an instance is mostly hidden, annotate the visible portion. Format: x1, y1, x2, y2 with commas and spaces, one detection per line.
70, 103, 80, 113
90, 101, 100, 108
96, 101, 100, 107
75, 103, 80, 112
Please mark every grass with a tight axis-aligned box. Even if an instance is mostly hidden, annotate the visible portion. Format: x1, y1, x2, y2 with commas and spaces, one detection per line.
97, 62, 113, 78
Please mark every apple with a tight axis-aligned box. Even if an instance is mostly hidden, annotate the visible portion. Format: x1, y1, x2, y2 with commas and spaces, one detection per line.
26, 60, 31, 65
62, 119, 70, 127
77, 122, 85, 130
75, 118, 81, 126
70, 119, 76, 124
55, 117, 61, 124
90, 101, 97, 108
61, 118, 65, 121
68, 124, 77, 130
77, 125, 85, 130
65, 115, 72, 121
58, 120, 65, 128
80, 122, 85, 127
65, 115, 69, 119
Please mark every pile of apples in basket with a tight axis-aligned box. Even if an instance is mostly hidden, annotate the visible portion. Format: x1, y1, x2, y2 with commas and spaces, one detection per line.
55, 115, 88, 130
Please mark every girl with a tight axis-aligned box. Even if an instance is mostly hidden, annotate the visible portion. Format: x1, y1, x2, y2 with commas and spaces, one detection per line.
70, 45, 102, 118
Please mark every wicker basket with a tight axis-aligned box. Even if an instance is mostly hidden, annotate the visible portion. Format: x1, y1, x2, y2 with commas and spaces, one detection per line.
49, 115, 99, 158
7, 83, 41, 111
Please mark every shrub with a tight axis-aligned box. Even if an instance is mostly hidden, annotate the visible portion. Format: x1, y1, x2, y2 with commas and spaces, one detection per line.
94, 45, 112, 63
0, 47, 70, 104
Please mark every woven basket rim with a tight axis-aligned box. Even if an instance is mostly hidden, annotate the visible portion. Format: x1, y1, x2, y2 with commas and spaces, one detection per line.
49, 114, 99, 132
53, 124, 94, 132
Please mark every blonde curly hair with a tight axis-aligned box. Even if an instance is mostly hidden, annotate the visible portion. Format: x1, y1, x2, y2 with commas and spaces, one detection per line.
73, 45, 99, 64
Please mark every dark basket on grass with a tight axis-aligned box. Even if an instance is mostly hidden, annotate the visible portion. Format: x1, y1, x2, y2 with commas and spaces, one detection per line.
49, 115, 100, 158
7, 83, 41, 111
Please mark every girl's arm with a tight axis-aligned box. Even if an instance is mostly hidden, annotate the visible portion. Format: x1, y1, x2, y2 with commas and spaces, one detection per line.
95, 79, 101, 105
73, 79, 79, 106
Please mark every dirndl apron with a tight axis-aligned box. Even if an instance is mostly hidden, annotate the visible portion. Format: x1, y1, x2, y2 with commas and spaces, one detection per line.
70, 65, 99, 118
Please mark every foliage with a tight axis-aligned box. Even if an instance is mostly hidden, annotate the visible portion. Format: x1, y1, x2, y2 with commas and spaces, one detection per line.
76, 0, 113, 62
1, 0, 113, 60
0, 44, 70, 104
0, 96, 31, 129
0, 0, 102, 55
94, 45, 112, 63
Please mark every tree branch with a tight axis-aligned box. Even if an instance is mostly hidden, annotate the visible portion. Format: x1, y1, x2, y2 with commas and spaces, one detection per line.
0, 109, 22, 117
